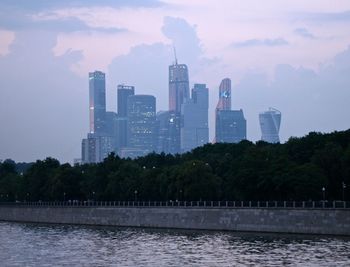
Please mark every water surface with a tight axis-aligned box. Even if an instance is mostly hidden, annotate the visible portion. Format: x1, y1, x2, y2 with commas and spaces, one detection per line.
0, 222, 349, 266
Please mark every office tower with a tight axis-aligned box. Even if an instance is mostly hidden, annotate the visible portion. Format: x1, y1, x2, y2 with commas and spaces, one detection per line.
259, 107, 281, 143
169, 61, 190, 113
117, 84, 135, 117
216, 110, 246, 143
81, 134, 114, 163
181, 84, 209, 152
157, 111, 181, 154
82, 71, 113, 163
125, 95, 157, 158
216, 78, 231, 111
89, 71, 106, 135
215, 78, 247, 143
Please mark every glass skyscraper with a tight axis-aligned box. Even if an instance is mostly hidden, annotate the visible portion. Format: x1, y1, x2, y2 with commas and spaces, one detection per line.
181, 84, 209, 152
169, 62, 189, 113
117, 84, 135, 117
216, 110, 246, 143
157, 111, 181, 154
82, 71, 114, 163
259, 108, 281, 143
124, 95, 157, 158
89, 71, 106, 135
215, 78, 247, 143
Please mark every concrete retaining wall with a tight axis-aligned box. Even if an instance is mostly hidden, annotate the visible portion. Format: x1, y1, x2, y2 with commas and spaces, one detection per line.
0, 206, 349, 235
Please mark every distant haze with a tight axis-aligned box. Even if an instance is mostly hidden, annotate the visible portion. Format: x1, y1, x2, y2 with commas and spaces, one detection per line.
0, 0, 350, 162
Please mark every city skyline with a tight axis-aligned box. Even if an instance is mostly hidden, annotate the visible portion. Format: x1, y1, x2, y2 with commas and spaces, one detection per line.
1, 1, 350, 162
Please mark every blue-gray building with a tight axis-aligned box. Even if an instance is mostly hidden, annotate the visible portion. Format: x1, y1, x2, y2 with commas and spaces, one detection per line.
89, 71, 106, 135
181, 84, 209, 152
82, 71, 114, 163
126, 95, 157, 157
259, 107, 281, 143
157, 111, 181, 154
215, 109, 246, 143
117, 84, 135, 117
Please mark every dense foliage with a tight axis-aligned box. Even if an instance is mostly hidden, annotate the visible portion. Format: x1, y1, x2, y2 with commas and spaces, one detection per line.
1, 130, 350, 202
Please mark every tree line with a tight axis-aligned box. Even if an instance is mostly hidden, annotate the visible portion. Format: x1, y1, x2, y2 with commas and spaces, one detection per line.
1, 129, 349, 202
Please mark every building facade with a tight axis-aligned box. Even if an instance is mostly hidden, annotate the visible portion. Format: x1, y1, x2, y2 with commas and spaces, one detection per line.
181, 84, 209, 152
117, 84, 135, 117
169, 62, 190, 113
216, 110, 246, 143
259, 107, 281, 143
157, 111, 181, 154
126, 95, 157, 157
89, 71, 106, 135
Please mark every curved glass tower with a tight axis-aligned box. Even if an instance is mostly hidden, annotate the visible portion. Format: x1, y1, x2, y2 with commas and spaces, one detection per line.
259, 107, 281, 143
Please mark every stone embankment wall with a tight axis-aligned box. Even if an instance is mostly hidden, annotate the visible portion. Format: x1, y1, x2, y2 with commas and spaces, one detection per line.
0, 206, 349, 235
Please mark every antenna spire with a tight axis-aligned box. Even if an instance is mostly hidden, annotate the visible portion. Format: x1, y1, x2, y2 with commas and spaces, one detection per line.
173, 46, 178, 65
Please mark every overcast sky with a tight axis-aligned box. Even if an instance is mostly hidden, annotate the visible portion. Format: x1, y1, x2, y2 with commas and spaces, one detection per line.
1, 0, 350, 163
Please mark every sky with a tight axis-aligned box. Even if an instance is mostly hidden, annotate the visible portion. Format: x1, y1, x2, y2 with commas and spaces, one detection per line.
0, 0, 350, 163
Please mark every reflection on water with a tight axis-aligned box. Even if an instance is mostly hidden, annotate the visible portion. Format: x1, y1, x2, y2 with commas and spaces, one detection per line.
0, 222, 349, 266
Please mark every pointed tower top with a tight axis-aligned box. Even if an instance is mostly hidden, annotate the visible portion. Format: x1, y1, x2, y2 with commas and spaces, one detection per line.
173, 46, 178, 65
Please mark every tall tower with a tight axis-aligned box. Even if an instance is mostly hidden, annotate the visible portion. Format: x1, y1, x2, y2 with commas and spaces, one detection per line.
89, 71, 106, 135
181, 84, 209, 152
216, 78, 231, 111
259, 108, 281, 143
117, 84, 135, 117
215, 78, 246, 143
126, 95, 157, 156
169, 61, 189, 113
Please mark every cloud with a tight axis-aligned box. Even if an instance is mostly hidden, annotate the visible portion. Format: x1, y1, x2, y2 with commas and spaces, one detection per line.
234, 46, 350, 142
0, 30, 87, 162
231, 38, 288, 48
294, 28, 315, 39
0, 0, 164, 12
108, 16, 206, 113
297, 10, 350, 22
0, 8, 126, 33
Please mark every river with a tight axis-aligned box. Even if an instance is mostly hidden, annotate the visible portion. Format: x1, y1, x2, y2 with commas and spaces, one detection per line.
0, 222, 349, 266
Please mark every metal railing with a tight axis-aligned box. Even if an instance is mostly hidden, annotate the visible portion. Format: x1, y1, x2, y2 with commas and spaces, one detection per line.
1, 200, 350, 209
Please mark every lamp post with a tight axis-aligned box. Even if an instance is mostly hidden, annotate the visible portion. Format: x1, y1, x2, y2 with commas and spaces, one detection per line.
134, 190, 138, 202
63, 192, 66, 202
342, 182, 346, 201
322, 187, 325, 201
92, 191, 95, 202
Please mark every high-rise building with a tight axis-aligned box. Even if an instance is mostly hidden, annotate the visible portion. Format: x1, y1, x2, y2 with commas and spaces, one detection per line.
216, 78, 231, 111
126, 95, 158, 157
89, 71, 106, 135
157, 111, 181, 154
169, 61, 189, 113
82, 71, 114, 163
216, 110, 246, 143
181, 84, 209, 152
215, 78, 247, 143
81, 134, 114, 163
117, 84, 135, 117
259, 108, 281, 143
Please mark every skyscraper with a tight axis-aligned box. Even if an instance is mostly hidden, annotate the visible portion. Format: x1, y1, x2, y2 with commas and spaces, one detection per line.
259, 108, 281, 143
181, 84, 209, 152
89, 71, 106, 135
82, 71, 113, 163
117, 84, 135, 117
216, 78, 231, 111
215, 78, 247, 143
169, 61, 190, 113
125, 95, 157, 158
157, 111, 181, 154
216, 110, 246, 143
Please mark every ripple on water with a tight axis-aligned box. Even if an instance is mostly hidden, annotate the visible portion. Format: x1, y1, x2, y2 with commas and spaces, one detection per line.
0, 222, 349, 266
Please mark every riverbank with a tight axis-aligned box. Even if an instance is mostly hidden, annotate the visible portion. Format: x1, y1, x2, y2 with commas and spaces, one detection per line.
1, 205, 349, 235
